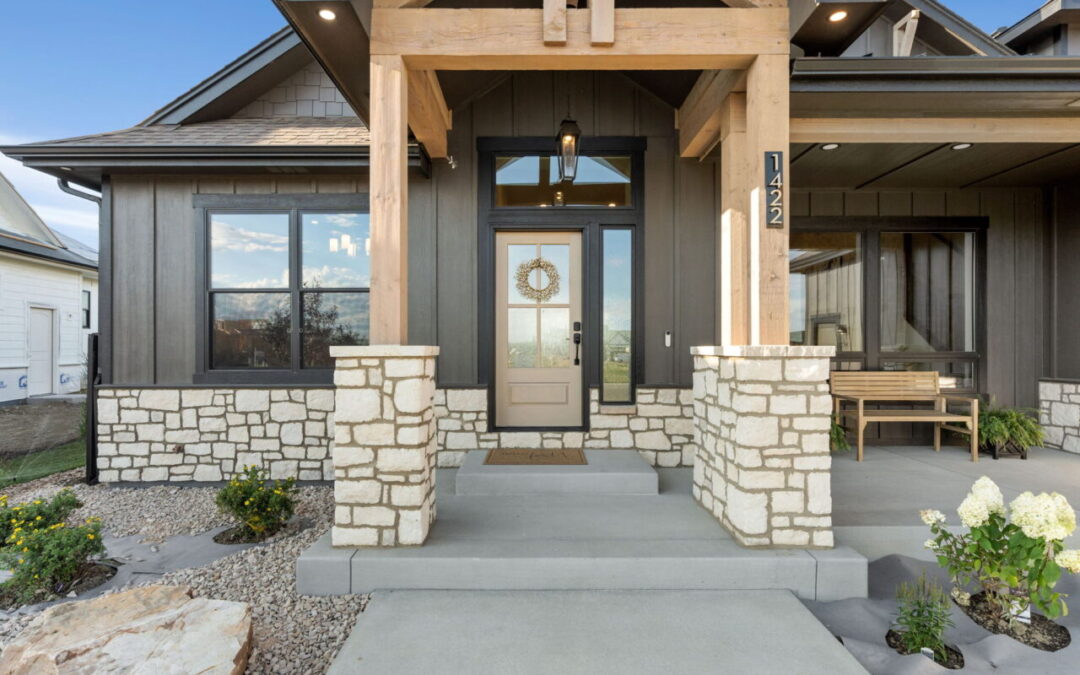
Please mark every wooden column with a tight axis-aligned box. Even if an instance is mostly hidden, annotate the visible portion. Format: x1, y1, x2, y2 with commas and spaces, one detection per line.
717, 93, 748, 346
745, 54, 790, 345
370, 54, 409, 345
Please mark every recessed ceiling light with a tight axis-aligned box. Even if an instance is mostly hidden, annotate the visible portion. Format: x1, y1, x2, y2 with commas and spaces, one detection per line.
951, 143, 973, 151
829, 10, 849, 23
318, 8, 337, 21
821, 143, 841, 151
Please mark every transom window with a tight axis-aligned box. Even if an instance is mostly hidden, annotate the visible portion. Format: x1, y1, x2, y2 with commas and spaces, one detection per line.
204, 206, 370, 376
494, 155, 632, 208
790, 223, 984, 392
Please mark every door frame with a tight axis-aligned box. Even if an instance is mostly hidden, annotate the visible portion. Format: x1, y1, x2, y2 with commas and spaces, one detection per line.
477, 137, 647, 432
26, 303, 58, 397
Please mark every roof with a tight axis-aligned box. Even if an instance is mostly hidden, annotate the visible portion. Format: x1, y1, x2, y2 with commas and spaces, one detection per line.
996, 0, 1080, 51
18, 117, 371, 148
0, 227, 98, 271
0, 171, 97, 271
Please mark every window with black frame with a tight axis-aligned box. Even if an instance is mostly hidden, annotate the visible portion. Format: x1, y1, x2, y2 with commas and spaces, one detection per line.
208, 209, 370, 372
789, 227, 980, 391
81, 290, 91, 329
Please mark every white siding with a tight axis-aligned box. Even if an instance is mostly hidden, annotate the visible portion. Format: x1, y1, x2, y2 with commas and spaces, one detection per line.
0, 255, 97, 403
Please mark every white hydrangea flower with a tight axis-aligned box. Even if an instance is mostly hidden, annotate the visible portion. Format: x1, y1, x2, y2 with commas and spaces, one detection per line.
1056, 550, 1080, 574
958, 493, 990, 528
971, 476, 1005, 516
920, 509, 946, 526
1011, 491, 1077, 541
924, 538, 937, 551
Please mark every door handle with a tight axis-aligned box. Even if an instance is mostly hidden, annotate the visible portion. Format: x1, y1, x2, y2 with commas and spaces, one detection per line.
573, 331, 582, 366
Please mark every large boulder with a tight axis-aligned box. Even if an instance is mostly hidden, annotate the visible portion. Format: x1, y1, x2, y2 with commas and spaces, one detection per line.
0, 585, 252, 674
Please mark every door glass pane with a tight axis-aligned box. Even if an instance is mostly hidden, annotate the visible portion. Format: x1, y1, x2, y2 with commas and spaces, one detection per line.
789, 232, 863, 351
211, 293, 291, 368
539, 307, 571, 367
210, 213, 290, 289
302, 292, 370, 368
603, 229, 633, 402
302, 213, 370, 288
495, 155, 632, 207
880, 232, 974, 353
507, 244, 537, 304
507, 308, 537, 368
538, 244, 570, 304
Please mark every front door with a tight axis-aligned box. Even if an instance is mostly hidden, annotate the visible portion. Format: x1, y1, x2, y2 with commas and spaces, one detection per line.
495, 231, 583, 428
28, 308, 54, 397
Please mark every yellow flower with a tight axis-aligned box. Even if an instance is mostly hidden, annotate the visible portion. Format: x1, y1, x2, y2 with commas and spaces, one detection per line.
35, 516, 42, 521
22, 548, 27, 553
87, 534, 95, 540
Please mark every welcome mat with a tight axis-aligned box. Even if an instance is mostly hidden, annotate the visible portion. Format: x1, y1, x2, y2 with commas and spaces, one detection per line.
483, 448, 587, 466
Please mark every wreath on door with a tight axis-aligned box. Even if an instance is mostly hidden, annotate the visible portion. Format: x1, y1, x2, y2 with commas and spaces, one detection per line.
515, 258, 561, 303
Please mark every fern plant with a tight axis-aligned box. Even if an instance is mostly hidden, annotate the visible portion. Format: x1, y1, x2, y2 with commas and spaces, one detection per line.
979, 403, 1044, 456
894, 572, 954, 661
830, 417, 851, 453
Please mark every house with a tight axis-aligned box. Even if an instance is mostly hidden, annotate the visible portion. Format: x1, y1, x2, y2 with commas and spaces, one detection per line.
3, 0, 1080, 556
0, 172, 98, 404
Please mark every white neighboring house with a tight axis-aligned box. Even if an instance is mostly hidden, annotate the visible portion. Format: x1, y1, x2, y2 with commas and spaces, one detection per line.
0, 172, 97, 404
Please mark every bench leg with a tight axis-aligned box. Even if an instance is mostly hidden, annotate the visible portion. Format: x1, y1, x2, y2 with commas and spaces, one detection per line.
857, 421, 866, 462
934, 423, 941, 452
970, 421, 978, 463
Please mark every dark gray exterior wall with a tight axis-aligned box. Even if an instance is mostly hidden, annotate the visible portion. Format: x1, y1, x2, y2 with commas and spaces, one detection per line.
1052, 184, 1080, 380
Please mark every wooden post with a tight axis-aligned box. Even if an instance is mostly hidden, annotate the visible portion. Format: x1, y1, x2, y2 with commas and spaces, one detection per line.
745, 54, 790, 345
543, 0, 567, 44
370, 54, 409, 345
591, 0, 615, 46
718, 93, 748, 346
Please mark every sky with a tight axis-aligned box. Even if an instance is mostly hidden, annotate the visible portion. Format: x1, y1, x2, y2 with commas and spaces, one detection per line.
0, 1, 1048, 249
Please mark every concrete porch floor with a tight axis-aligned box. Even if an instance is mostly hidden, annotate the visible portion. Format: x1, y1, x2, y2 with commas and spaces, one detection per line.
299, 454, 867, 601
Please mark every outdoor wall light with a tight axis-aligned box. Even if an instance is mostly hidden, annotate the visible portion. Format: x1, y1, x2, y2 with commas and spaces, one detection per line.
556, 118, 582, 183
952, 143, 973, 150
318, 8, 337, 21
829, 10, 849, 22
821, 143, 841, 151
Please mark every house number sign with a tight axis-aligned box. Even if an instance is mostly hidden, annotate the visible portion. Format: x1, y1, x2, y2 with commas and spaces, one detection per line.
765, 151, 785, 229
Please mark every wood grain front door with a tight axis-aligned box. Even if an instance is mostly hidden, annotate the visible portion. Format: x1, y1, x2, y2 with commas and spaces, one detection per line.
495, 231, 583, 428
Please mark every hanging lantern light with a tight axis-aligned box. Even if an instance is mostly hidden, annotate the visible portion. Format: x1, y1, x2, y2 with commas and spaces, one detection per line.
556, 117, 581, 184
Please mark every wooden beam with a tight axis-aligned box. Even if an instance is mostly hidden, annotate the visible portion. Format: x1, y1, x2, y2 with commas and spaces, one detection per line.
791, 117, 1080, 144
406, 68, 451, 159
718, 93, 749, 345
591, 0, 614, 46
369, 54, 409, 345
892, 9, 920, 57
678, 69, 747, 159
746, 54, 790, 345
373, 0, 432, 8
371, 8, 789, 70
724, 0, 789, 7
544, 0, 567, 45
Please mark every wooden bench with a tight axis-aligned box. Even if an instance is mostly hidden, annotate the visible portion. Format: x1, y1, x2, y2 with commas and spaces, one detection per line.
830, 371, 979, 462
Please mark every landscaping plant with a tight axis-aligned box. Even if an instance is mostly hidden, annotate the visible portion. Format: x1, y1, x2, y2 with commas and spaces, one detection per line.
978, 404, 1044, 458
830, 418, 851, 453
922, 476, 1080, 625
893, 572, 954, 662
0, 492, 103, 604
216, 465, 298, 539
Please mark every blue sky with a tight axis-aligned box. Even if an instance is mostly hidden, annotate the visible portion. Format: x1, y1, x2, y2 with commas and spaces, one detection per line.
0, 1, 1046, 248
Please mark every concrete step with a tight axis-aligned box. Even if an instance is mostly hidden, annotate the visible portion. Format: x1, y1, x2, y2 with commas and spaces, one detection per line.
328, 589, 869, 675
455, 449, 659, 496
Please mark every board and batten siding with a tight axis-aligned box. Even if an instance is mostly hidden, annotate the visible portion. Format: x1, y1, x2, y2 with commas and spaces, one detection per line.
422, 71, 717, 388
1052, 184, 1080, 380
793, 188, 1052, 410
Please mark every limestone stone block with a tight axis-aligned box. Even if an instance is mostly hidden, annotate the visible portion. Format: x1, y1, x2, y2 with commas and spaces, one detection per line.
769, 395, 807, 415
734, 416, 779, 447
773, 529, 811, 546
354, 423, 396, 447
193, 465, 223, 482
233, 390, 269, 413
807, 472, 831, 515
97, 398, 118, 424
376, 448, 427, 472
726, 488, 768, 535
270, 401, 307, 422
333, 526, 379, 547
771, 490, 805, 513
334, 389, 381, 423
137, 424, 165, 442
735, 359, 782, 382
353, 506, 397, 527
385, 359, 425, 378
397, 506, 431, 546
393, 378, 432, 414
784, 359, 829, 382
199, 417, 227, 433
307, 389, 334, 412
181, 389, 215, 408
635, 430, 672, 450
334, 369, 367, 387
121, 409, 150, 424
499, 432, 543, 448
139, 390, 180, 411
1050, 402, 1080, 427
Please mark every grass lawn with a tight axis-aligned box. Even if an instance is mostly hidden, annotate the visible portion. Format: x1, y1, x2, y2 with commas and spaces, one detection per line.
0, 439, 85, 488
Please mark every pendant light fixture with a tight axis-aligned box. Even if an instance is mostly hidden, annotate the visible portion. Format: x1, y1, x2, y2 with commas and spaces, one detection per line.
556, 74, 581, 183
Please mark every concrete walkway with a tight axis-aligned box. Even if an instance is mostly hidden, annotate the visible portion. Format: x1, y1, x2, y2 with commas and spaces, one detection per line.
328, 589, 868, 675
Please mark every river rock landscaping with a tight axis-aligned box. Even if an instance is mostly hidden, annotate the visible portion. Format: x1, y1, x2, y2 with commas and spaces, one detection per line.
0, 470, 365, 674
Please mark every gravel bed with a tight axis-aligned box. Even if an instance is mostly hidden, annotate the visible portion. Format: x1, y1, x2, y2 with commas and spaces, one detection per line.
0, 475, 367, 674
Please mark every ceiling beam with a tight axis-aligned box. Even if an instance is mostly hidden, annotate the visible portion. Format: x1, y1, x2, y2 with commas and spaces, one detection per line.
373, 0, 432, 7
677, 70, 747, 158
724, 0, 789, 7
406, 69, 452, 159
791, 116, 1080, 143
371, 8, 789, 70
544, 0, 567, 45
591, 0, 615, 46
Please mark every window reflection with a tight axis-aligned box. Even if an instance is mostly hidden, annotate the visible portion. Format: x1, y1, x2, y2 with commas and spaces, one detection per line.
302, 213, 370, 288
211, 293, 291, 368
789, 232, 863, 351
602, 230, 633, 402
211, 213, 290, 289
495, 155, 631, 207
302, 292, 369, 368
880, 232, 974, 353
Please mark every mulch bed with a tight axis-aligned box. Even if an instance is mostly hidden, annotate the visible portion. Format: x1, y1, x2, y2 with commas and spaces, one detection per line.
0, 562, 116, 610
212, 524, 280, 545
885, 629, 965, 669
957, 591, 1071, 652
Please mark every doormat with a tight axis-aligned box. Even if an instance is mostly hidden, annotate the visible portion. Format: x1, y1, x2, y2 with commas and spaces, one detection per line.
484, 448, 587, 465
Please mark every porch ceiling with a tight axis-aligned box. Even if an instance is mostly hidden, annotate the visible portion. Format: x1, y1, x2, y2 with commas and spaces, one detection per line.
792, 141, 1080, 189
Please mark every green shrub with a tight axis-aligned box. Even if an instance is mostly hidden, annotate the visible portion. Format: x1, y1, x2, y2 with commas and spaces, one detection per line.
894, 572, 954, 660
831, 418, 851, 453
0, 517, 104, 604
216, 466, 298, 538
979, 404, 1044, 455
0, 490, 81, 545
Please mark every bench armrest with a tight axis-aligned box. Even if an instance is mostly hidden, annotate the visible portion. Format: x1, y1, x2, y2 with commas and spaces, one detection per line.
939, 395, 979, 415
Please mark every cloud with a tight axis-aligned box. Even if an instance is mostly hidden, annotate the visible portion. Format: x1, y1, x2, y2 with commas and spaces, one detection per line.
0, 132, 100, 248
210, 220, 289, 253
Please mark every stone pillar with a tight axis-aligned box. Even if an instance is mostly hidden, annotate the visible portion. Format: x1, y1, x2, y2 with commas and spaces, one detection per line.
691, 345, 836, 549
330, 346, 439, 547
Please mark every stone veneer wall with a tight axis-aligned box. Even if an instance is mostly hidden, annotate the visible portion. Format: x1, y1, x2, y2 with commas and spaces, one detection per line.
95, 388, 334, 483
691, 346, 836, 549
434, 388, 695, 468
330, 346, 439, 547
1040, 379, 1080, 454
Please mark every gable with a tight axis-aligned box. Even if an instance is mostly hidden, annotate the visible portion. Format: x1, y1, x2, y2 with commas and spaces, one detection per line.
233, 60, 358, 120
